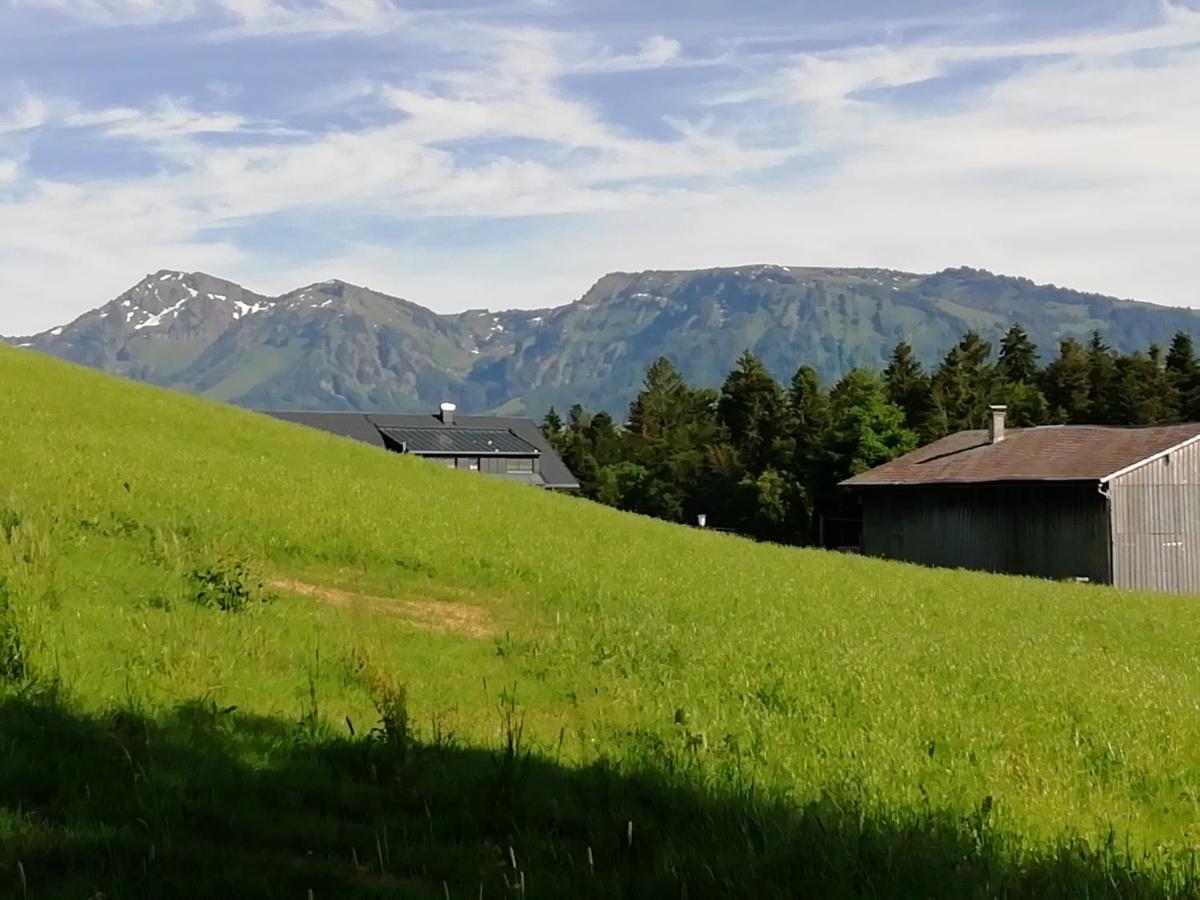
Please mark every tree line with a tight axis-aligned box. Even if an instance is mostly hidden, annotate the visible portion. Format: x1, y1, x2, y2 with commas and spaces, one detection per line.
541, 327, 1200, 546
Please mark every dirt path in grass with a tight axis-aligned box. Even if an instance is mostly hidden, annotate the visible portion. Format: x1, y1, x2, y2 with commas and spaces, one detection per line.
268, 578, 494, 639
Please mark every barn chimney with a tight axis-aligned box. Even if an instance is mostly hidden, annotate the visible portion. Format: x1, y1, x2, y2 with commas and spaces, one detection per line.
988, 405, 1007, 444
439, 401, 457, 426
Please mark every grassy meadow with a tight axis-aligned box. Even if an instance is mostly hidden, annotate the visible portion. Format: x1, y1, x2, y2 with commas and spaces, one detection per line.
4, 344, 1200, 897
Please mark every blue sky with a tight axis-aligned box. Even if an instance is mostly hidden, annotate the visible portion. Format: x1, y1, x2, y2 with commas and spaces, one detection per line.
1, 0, 1198, 333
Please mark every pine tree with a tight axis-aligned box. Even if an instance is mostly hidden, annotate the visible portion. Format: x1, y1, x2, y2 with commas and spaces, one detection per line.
1109, 348, 1177, 425
997, 324, 1039, 385
1086, 332, 1119, 424
585, 410, 623, 468
883, 342, 935, 435
1166, 332, 1197, 380
627, 358, 695, 441
555, 405, 601, 497
540, 407, 565, 449
931, 331, 996, 431
784, 365, 832, 540
1165, 332, 1200, 421
717, 350, 787, 473
1041, 339, 1091, 423
1148, 344, 1180, 423
624, 359, 720, 523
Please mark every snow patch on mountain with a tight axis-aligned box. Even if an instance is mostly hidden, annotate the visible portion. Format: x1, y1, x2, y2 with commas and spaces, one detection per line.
233, 299, 270, 319
135, 298, 188, 330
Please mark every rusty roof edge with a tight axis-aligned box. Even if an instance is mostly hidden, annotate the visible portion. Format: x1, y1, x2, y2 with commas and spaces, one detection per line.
1098, 432, 1200, 484
840, 475, 1102, 488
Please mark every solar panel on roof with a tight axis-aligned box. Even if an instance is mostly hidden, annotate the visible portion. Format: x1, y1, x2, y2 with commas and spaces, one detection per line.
376, 426, 540, 455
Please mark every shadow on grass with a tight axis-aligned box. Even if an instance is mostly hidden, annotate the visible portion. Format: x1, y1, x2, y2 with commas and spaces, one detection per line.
0, 689, 1193, 899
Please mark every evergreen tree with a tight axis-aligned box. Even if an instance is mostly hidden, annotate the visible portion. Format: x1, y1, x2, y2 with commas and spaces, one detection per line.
717, 350, 787, 473
539, 407, 565, 449
931, 331, 996, 431
1109, 349, 1177, 425
784, 365, 832, 541
624, 359, 720, 523
1086, 332, 1119, 424
1148, 344, 1180, 423
787, 366, 831, 436
555, 405, 601, 497
585, 410, 623, 468
1166, 332, 1197, 380
883, 342, 935, 436
1165, 331, 1200, 421
1041, 339, 1091, 423
627, 358, 697, 442
997, 324, 1038, 385
545, 325, 1200, 548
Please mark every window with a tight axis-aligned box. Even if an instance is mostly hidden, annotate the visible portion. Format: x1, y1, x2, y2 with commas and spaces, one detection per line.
506, 457, 534, 474
456, 457, 479, 471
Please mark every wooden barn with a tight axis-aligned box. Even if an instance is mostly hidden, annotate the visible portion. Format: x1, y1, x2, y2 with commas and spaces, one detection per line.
841, 407, 1200, 593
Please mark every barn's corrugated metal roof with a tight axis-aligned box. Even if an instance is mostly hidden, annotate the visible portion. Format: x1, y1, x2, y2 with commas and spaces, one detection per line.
261, 410, 579, 489
376, 426, 539, 455
842, 423, 1200, 487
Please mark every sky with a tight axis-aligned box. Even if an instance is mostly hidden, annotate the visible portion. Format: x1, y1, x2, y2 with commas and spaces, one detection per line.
0, 0, 1198, 334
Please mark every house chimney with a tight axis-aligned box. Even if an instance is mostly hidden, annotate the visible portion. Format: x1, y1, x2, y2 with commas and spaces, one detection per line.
988, 405, 1007, 444
439, 401, 457, 425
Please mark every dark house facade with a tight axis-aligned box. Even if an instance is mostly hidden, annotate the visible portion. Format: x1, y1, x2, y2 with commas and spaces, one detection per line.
841, 407, 1200, 594
265, 404, 579, 490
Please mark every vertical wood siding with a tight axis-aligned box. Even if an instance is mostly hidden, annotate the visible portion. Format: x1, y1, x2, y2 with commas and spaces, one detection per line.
861, 484, 1110, 583
1108, 440, 1200, 594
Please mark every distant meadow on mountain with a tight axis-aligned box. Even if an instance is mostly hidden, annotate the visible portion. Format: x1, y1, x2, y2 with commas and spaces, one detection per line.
9, 266, 1200, 417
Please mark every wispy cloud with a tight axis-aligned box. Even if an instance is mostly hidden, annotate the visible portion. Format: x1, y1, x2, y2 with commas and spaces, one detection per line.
0, 0, 1198, 334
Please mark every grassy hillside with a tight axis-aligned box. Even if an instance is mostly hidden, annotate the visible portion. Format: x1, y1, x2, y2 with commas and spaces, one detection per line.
4, 345, 1200, 898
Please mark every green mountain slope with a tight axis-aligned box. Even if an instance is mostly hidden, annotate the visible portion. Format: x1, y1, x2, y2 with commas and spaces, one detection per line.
12, 265, 1200, 416
3, 345, 1200, 897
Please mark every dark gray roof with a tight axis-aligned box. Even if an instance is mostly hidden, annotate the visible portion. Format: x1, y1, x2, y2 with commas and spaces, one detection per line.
842, 423, 1200, 487
260, 410, 579, 489
377, 426, 539, 455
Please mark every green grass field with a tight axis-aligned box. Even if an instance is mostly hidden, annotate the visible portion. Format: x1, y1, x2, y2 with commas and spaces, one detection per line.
4, 345, 1200, 898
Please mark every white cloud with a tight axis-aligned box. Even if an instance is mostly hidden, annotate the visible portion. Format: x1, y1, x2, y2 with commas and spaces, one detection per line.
0, 3, 1199, 335
10, 0, 198, 24
724, 0, 1200, 109
208, 0, 407, 37
67, 98, 249, 139
0, 93, 52, 134
8, 0, 407, 32
572, 34, 685, 73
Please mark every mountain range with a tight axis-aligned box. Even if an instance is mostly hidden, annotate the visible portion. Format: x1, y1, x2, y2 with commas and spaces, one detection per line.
9, 265, 1200, 416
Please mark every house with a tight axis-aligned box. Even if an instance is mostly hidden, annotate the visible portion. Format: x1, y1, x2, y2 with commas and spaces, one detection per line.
840, 406, 1200, 593
264, 403, 580, 490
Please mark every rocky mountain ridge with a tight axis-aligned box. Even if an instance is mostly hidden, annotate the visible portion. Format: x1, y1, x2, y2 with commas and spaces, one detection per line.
11, 265, 1200, 415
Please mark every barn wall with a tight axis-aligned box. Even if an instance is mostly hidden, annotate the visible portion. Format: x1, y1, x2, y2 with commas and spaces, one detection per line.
861, 484, 1110, 583
1108, 440, 1200, 594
